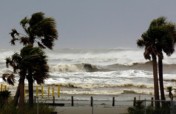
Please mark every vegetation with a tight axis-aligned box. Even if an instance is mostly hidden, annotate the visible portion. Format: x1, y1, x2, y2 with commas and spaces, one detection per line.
3, 45, 49, 107
167, 86, 173, 100
2, 12, 58, 107
137, 16, 176, 108
0, 100, 54, 114
0, 90, 11, 108
128, 100, 170, 114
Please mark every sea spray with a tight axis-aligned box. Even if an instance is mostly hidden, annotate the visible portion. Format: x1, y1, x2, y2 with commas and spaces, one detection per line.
0, 48, 176, 97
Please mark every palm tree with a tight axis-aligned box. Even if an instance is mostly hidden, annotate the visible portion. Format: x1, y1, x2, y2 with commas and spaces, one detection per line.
3, 46, 49, 107
4, 53, 25, 107
9, 12, 58, 106
137, 32, 160, 108
10, 12, 58, 49
146, 17, 176, 102
137, 17, 176, 108
20, 45, 49, 106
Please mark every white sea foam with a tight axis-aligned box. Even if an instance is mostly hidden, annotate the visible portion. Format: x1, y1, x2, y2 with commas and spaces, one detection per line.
1, 48, 176, 95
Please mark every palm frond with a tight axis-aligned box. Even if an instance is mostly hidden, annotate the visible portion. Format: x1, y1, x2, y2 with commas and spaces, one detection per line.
29, 12, 44, 26
2, 73, 15, 85
10, 29, 19, 38
37, 42, 46, 49
20, 17, 29, 27
20, 37, 30, 45
5, 57, 12, 68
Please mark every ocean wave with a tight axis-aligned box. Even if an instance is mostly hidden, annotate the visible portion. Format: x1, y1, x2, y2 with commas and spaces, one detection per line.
49, 63, 100, 72
49, 61, 176, 73
48, 82, 153, 89
60, 88, 153, 96
107, 62, 176, 73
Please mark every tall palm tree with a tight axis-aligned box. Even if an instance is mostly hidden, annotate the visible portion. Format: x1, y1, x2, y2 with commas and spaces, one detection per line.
10, 12, 58, 49
3, 45, 48, 107
20, 45, 49, 106
9, 12, 58, 106
137, 17, 176, 108
137, 32, 160, 108
146, 17, 176, 102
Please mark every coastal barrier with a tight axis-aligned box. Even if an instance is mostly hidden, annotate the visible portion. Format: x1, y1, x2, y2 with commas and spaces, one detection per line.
0, 84, 8, 91
23, 85, 61, 98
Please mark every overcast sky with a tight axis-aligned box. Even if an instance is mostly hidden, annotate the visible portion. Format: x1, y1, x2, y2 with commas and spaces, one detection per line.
1, 0, 176, 49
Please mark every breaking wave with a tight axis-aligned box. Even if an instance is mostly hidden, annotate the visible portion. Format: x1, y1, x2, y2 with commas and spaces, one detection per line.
49, 62, 176, 73
49, 63, 100, 72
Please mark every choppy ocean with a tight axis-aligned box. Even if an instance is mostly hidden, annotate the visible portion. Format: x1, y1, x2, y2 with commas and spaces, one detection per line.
1, 48, 176, 97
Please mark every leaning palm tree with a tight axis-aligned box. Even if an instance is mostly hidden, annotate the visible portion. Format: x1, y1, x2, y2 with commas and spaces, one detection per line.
20, 45, 49, 106
3, 45, 49, 107
137, 17, 176, 108
137, 32, 160, 108
4, 53, 25, 107
10, 12, 58, 49
9, 12, 58, 106
147, 17, 176, 102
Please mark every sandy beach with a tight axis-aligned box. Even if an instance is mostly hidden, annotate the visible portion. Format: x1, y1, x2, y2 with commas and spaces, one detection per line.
55, 106, 128, 114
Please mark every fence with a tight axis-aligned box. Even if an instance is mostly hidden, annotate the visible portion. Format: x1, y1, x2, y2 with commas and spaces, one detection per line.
1, 83, 176, 114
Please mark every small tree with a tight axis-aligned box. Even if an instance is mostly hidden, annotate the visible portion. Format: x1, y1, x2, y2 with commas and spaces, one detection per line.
3, 45, 49, 107
9, 12, 58, 106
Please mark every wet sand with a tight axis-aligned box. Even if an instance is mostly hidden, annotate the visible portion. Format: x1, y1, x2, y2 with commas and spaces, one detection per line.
55, 106, 128, 114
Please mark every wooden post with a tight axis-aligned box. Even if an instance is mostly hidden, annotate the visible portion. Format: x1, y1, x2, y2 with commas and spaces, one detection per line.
71, 96, 74, 106
4, 85, 6, 91
52, 86, 54, 97
91, 96, 93, 107
48, 86, 50, 97
133, 97, 136, 106
41, 85, 44, 98
36, 85, 38, 97
53, 96, 55, 105
112, 97, 115, 106
0, 84, 2, 91
151, 97, 154, 107
24, 86, 26, 97
58, 85, 60, 97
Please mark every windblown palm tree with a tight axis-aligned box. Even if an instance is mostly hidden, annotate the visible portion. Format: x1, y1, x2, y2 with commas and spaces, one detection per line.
137, 17, 176, 108
9, 12, 58, 106
10, 12, 58, 49
4, 53, 26, 107
148, 17, 176, 102
137, 32, 160, 108
20, 45, 49, 106
3, 45, 48, 107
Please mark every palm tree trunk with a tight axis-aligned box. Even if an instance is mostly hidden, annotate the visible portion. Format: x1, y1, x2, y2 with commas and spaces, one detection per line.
158, 58, 165, 102
14, 83, 20, 106
152, 54, 160, 108
19, 78, 25, 107
28, 68, 33, 107
14, 78, 25, 107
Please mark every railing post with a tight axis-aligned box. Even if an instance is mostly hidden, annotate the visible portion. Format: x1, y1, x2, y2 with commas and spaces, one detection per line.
53, 96, 55, 105
151, 97, 154, 107
0, 84, 2, 91
41, 85, 44, 98
36, 85, 38, 97
58, 85, 60, 97
112, 97, 115, 106
48, 86, 50, 97
133, 97, 136, 106
71, 96, 74, 106
91, 96, 93, 107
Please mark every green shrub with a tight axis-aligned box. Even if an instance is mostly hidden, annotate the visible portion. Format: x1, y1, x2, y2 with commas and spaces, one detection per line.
128, 100, 170, 114
0, 90, 11, 108
0, 102, 55, 114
